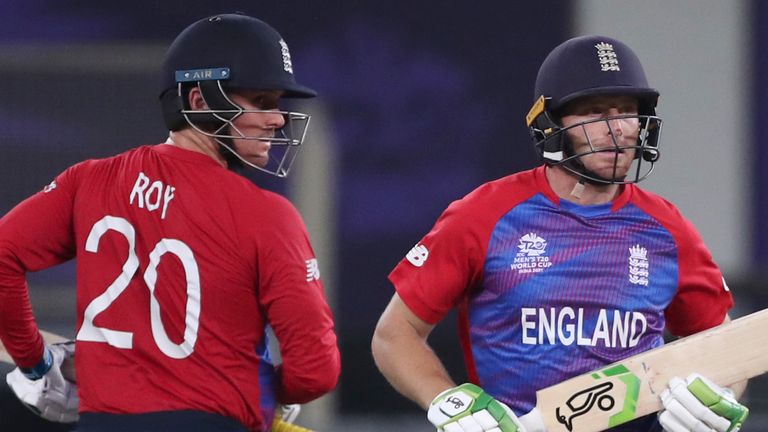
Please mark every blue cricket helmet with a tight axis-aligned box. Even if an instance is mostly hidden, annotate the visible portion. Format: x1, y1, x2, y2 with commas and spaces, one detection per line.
160, 13, 316, 131
161, 13, 316, 98
533, 35, 659, 115
158, 13, 316, 178
525, 35, 663, 184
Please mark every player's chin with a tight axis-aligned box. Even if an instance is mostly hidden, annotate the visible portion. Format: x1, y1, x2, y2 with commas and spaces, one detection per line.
585, 154, 629, 168
241, 154, 270, 168
593, 165, 632, 181
584, 157, 631, 177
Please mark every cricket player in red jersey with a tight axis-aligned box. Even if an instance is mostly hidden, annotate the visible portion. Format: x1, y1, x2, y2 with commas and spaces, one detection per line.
0, 13, 340, 431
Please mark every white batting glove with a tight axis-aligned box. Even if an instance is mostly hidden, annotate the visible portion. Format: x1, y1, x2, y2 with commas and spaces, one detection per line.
659, 373, 748, 432
428, 383, 545, 432
272, 404, 316, 432
279, 404, 302, 423
6, 342, 79, 423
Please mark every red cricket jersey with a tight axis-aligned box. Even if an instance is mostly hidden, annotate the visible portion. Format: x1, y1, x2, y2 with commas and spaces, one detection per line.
0, 144, 340, 431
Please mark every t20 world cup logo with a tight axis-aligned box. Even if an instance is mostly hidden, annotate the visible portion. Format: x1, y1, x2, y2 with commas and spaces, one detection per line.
517, 233, 547, 257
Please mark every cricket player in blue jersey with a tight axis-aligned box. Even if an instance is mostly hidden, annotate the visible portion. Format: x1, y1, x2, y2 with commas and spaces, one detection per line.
371, 35, 749, 432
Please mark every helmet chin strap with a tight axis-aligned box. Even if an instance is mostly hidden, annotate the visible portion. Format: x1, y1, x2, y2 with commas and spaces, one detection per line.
570, 179, 586, 199
561, 162, 619, 200
564, 164, 623, 200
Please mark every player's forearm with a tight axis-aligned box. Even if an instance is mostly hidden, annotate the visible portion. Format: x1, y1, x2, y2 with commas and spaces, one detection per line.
0, 245, 45, 367
0, 189, 74, 368
266, 278, 341, 403
371, 311, 455, 409
276, 355, 340, 404
276, 336, 341, 404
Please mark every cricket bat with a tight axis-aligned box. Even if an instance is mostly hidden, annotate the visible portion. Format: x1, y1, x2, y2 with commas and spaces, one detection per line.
0, 330, 68, 365
534, 308, 768, 431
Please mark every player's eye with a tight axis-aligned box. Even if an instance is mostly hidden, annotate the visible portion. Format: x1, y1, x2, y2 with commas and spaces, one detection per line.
618, 105, 639, 114
253, 95, 280, 111
249, 96, 266, 108
581, 105, 606, 116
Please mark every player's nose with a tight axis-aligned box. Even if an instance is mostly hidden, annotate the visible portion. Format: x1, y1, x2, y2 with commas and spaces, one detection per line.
264, 110, 286, 129
606, 110, 625, 138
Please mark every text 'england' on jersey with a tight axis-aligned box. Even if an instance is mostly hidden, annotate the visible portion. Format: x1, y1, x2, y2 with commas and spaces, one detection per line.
388, 166, 732, 415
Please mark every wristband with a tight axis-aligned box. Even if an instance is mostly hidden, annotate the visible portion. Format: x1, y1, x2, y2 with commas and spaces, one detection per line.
19, 345, 53, 380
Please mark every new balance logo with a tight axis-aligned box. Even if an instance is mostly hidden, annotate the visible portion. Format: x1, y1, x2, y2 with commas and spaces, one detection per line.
306, 258, 320, 282
43, 180, 57, 193
406, 244, 429, 267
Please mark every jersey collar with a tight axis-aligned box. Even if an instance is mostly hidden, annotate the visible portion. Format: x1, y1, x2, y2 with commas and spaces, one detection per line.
534, 165, 635, 214
153, 141, 224, 168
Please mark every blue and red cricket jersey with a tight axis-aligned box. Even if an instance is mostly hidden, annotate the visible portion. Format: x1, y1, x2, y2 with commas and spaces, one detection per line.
390, 166, 732, 414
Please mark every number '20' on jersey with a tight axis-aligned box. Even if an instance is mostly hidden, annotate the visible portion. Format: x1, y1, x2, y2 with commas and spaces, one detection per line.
0, 144, 340, 431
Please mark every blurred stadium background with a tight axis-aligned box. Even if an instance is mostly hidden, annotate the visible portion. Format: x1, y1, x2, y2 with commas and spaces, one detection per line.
1, 0, 766, 430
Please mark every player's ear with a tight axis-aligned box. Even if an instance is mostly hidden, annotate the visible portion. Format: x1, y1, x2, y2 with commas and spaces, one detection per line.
187, 87, 209, 110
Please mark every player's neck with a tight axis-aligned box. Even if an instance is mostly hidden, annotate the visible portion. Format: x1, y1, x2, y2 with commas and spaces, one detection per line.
545, 165, 622, 206
167, 129, 227, 168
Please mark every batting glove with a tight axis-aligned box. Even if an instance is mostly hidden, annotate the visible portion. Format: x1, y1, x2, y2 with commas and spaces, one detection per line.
659, 373, 748, 432
6, 342, 79, 423
428, 383, 528, 432
278, 404, 302, 423
272, 404, 316, 432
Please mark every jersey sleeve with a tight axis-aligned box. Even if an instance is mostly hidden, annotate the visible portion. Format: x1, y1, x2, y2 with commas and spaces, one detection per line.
388, 198, 489, 324
0, 165, 80, 367
663, 215, 733, 336
254, 196, 340, 404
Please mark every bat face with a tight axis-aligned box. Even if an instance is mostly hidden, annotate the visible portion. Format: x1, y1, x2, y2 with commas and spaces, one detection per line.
536, 308, 768, 432
553, 364, 640, 431
555, 382, 614, 430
